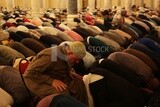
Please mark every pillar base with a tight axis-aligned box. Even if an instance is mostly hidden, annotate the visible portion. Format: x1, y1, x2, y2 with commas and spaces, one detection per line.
65, 14, 79, 29
31, 11, 41, 18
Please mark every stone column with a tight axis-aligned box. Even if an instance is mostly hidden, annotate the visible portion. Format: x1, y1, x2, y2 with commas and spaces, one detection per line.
50, 0, 59, 9
149, 0, 154, 10
39, 0, 44, 9
104, 0, 112, 10
12, 0, 15, 9
6, 0, 13, 11
96, 0, 101, 9
132, 0, 136, 5
66, 1, 68, 10
67, 0, 78, 28
100, 0, 104, 10
88, 0, 95, 12
23, 0, 27, 10
155, 0, 160, 10
78, 0, 83, 12
25, 0, 31, 9
139, 0, 144, 7
54, 0, 60, 9
59, 0, 62, 9
59, 0, 67, 9
63, 0, 68, 9
42, 0, 49, 10
116, 0, 121, 7
31, 0, 40, 17
68, 0, 77, 14
125, 0, 132, 15
40, 0, 48, 13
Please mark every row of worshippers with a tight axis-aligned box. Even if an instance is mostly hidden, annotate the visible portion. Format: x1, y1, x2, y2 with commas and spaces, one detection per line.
0, 5, 160, 107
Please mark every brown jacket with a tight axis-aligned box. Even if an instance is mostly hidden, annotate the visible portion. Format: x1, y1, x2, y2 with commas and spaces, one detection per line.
24, 45, 88, 104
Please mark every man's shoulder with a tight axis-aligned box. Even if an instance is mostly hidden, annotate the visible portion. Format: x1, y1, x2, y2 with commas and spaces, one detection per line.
39, 46, 60, 55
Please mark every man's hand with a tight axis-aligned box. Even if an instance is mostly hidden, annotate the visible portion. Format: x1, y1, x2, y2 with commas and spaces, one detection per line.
70, 71, 82, 79
52, 79, 67, 92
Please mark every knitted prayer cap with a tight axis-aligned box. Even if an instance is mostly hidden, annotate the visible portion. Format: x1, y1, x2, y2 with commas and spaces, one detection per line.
67, 41, 86, 58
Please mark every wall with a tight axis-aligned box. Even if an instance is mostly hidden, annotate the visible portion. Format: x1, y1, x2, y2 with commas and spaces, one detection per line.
14, 0, 23, 8
0, 0, 157, 10
0, 0, 6, 8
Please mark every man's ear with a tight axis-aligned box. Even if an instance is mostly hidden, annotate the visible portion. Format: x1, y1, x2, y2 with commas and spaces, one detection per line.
64, 43, 68, 47
64, 43, 69, 50
65, 44, 72, 54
